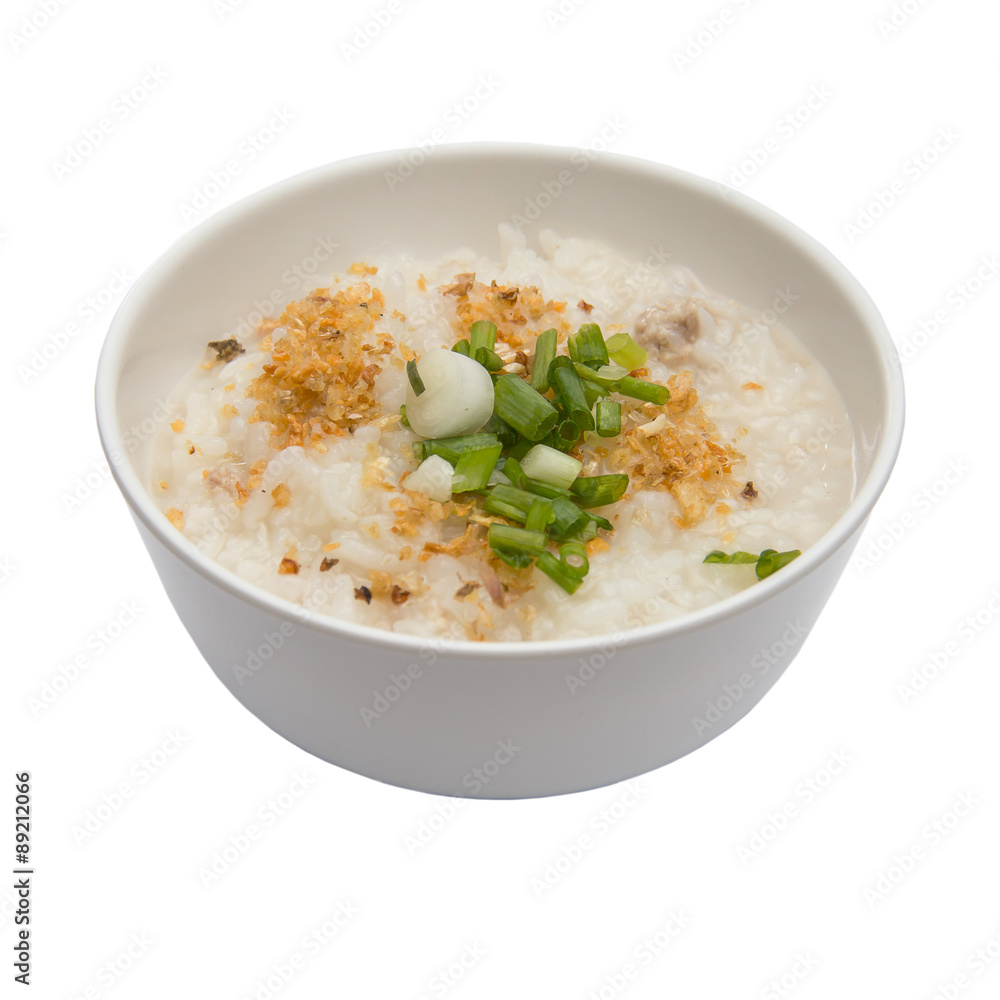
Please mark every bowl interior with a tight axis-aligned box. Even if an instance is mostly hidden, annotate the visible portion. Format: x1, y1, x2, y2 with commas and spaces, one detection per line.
98, 144, 902, 645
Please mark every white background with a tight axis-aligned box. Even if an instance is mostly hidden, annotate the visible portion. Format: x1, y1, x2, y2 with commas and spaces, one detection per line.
4, 0, 1000, 996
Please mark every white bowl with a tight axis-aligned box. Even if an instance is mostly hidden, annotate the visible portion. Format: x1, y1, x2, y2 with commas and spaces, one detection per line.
96, 144, 904, 798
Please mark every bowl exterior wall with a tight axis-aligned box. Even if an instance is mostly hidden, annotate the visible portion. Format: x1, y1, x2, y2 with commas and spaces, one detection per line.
134, 513, 863, 797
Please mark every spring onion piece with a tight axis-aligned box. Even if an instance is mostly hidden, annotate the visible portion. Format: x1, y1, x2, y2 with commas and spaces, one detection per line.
537, 541, 590, 593
755, 549, 801, 579
525, 497, 554, 533
574, 519, 598, 543
474, 346, 504, 371
488, 523, 547, 558
703, 548, 802, 579
596, 398, 621, 437
605, 332, 648, 371
502, 460, 575, 501
574, 362, 627, 390
616, 376, 670, 405
451, 339, 471, 357
469, 320, 497, 354
484, 413, 519, 450
568, 323, 610, 369
405, 454, 455, 502
405, 349, 495, 438
399, 404, 410, 428
548, 356, 594, 432
493, 374, 560, 441
414, 433, 499, 465
587, 511, 614, 531
703, 550, 759, 565
530, 327, 558, 393
405, 359, 426, 396
582, 380, 610, 409
483, 484, 534, 523
571, 474, 629, 507
519, 444, 582, 490
549, 497, 589, 539
451, 443, 503, 493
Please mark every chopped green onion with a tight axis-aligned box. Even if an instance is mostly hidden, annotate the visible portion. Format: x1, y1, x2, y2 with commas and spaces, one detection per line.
451, 443, 503, 493
474, 346, 504, 371
537, 541, 590, 593
586, 511, 614, 532
574, 362, 628, 389
573, 519, 598, 543
405, 358, 426, 396
582, 380, 610, 408
549, 497, 589, 539
507, 437, 533, 461
568, 323, 610, 369
755, 549, 801, 579
488, 523, 547, 558
399, 404, 410, 428
484, 413, 518, 450
605, 332, 648, 371
571, 474, 629, 508
616, 376, 670, 405
596, 399, 621, 437
483, 484, 533, 523
493, 374, 560, 442
525, 498, 554, 533
703, 550, 759, 565
548, 356, 594, 432
703, 548, 802, 579
530, 328, 558, 393
520, 444, 582, 490
469, 320, 497, 353
413, 433, 499, 465
503, 460, 575, 501
451, 339, 471, 357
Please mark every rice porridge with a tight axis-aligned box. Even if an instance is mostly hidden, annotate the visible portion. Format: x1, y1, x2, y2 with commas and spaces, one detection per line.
151, 225, 855, 641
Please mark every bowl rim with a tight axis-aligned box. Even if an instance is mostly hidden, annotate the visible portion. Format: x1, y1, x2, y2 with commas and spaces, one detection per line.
95, 141, 905, 661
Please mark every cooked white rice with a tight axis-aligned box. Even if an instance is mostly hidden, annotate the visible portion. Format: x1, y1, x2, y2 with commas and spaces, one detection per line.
151, 226, 854, 641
